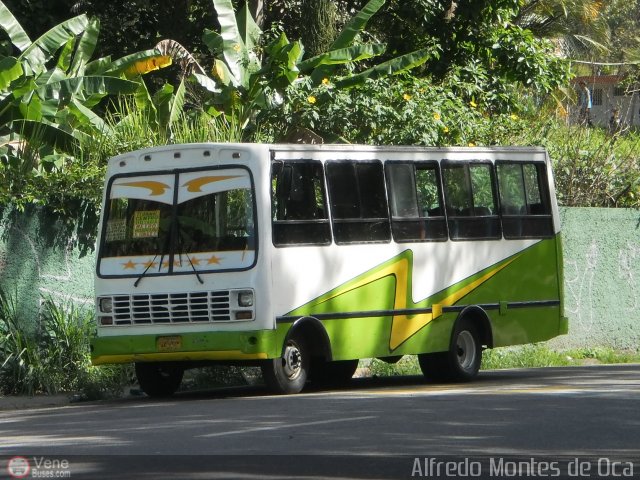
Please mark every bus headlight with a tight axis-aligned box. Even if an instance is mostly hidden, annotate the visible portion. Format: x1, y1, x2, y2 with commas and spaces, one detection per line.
99, 297, 113, 313
237, 290, 254, 307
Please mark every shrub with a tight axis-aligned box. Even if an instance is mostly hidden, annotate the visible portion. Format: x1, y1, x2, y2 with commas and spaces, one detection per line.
0, 291, 131, 398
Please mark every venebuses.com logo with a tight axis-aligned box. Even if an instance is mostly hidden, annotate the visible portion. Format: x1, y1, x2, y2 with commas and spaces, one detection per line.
6, 456, 71, 478
7, 457, 30, 478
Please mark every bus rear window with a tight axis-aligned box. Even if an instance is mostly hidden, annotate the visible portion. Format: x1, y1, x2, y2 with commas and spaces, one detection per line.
497, 162, 554, 238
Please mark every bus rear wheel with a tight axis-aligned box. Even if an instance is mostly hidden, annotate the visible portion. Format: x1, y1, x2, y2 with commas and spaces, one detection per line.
261, 336, 309, 394
135, 363, 184, 397
419, 319, 482, 382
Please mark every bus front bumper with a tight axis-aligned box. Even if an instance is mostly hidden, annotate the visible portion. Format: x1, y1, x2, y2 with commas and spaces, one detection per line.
90, 329, 278, 365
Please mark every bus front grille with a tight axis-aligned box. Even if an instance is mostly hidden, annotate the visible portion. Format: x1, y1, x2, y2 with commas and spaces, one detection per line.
111, 291, 231, 325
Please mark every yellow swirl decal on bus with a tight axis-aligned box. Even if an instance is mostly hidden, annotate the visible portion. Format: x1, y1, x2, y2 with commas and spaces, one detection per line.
183, 176, 242, 192
117, 181, 171, 196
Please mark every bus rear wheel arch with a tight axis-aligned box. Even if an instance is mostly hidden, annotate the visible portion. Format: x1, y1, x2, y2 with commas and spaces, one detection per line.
419, 309, 491, 382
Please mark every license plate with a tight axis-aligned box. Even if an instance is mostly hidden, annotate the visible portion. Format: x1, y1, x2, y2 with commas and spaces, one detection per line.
157, 336, 182, 352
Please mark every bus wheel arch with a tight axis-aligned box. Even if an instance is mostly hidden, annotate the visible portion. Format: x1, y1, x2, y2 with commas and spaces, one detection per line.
456, 306, 493, 350
284, 317, 332, 361
419, 306, 492, 382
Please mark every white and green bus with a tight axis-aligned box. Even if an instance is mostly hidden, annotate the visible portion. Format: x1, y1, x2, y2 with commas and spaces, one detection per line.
91, 143, 567, 396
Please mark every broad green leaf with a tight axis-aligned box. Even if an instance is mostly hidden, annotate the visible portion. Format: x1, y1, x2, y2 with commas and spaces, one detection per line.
300, 43, 386, 72
85, 56, 112, 75
202, 28, 224, 54
19, 95, 42, 121
56, 37, 76, 73
70, 17, 100, 76
154, 83, 174, 130
336, 48, 432, 88
168, 79, 186, 128
35, 68, 67, 88
0, 57, 23, 91
19, 15, 89, 75
212, 0, 245, 85
330, 0, 385, 50
236, 2, 261, 51
0, 1, 31, 52
211, 58, 238, 87
35, 76, 139, 102
12, 119, 78, 153
191, 73, 219, 93
134, 79, 154, 112
68, 98, 110, 134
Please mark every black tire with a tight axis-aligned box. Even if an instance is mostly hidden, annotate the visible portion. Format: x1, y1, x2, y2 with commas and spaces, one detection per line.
419, 319, 482, 382
310, 359, 359, 386
261, 336, 309, 394
135, 363, 184, 398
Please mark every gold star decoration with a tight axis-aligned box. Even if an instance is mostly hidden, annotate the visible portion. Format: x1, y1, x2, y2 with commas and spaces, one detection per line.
122, 260, 137, 270
207, 255, 221, 265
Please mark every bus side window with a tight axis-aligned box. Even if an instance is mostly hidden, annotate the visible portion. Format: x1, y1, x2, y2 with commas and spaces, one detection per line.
386, 162, 447, 242
497, 162, 554, 239
271, 160, 331, 247
326, 161, 391, 244
442, 162, 501, 240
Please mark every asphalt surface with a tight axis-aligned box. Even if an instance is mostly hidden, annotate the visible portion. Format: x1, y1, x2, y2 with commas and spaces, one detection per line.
1, 364, 639, 479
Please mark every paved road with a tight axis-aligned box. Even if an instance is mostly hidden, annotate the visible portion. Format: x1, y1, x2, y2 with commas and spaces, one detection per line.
1, 364, 639, 479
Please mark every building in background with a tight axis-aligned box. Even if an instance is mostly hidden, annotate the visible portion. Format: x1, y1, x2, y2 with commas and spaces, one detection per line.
571, 75, 639, 128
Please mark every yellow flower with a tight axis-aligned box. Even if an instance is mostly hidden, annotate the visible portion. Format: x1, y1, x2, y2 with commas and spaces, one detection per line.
433, 112, 441, 121
322, 77, 330, 85
443, 126, 449, 133
468, 142, 476, 147
233, 43, 242, 52
510, 113, 519, 121
403, 93, 412, 101
307, 95, 317, 104
470, 100, 477, 108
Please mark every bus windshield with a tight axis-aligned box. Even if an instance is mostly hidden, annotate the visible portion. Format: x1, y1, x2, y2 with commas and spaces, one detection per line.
98, 168, 256, 277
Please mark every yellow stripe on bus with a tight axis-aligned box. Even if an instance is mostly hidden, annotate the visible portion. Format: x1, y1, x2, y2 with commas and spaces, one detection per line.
92, 350, 268, 365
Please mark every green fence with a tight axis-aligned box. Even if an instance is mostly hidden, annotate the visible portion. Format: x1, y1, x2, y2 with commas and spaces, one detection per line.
0, 207, 638, 349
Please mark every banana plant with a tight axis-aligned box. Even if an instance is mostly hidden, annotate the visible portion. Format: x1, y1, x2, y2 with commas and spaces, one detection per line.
185, 0, 436, 137
0, 1, 172, 155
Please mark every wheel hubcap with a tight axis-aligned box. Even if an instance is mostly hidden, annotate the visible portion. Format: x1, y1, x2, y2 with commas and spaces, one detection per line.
456, 330, 476, 371
283, 343, 302, 380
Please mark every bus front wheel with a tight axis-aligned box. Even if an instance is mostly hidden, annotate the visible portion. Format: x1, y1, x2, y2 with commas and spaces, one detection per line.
135, 362, 184, 397
419, 319, 482, 382
261, 336, 309, 394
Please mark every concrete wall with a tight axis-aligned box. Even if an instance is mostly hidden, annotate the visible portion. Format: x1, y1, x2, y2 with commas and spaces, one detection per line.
0, 208, 94, 325
554, 207, 640, 349
0, 207, 638, 349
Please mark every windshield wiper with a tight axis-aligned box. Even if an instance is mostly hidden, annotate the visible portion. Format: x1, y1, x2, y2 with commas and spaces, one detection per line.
181, 250, 204, 285
133, 253, 159, 288
175, 215, 204, 285
134, 232, 171, 288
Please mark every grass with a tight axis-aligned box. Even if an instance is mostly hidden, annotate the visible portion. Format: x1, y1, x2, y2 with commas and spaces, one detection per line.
0, 290, 132, 399
366, 345, 640, 378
